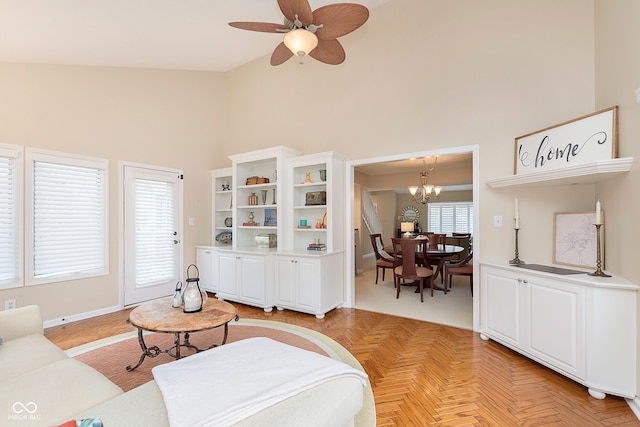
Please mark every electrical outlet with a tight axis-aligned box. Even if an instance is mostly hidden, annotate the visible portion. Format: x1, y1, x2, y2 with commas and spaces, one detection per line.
4, 299, 16, 310
493, 215, 503, 227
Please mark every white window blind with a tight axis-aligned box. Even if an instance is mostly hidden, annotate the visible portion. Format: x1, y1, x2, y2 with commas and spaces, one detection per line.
428, 202, 473, 234
27, 151, 108, 284
0, 146, 22, 289
135, 178, 176, 286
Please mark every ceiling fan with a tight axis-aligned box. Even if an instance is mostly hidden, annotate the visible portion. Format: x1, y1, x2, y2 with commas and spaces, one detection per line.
229, 0, 369, 66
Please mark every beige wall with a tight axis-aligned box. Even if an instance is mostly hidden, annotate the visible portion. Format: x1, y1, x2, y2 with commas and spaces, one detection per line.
224, 0, 597, 266
0, 64, 227, 320
4, 1, 637, 324
594, 0, 640, 402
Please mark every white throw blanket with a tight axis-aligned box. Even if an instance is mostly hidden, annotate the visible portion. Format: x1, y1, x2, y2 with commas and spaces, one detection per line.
152, 337, 368, 427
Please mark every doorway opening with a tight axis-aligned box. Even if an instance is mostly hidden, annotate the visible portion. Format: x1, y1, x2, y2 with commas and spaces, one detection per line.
345, 145, 480, 331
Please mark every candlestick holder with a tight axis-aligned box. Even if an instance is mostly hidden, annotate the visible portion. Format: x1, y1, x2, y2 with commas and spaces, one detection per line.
588, 224, 610, 277
509, 227, 525, 265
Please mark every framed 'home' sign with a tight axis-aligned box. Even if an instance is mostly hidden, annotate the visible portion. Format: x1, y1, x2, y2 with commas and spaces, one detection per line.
514, 106, 618, 175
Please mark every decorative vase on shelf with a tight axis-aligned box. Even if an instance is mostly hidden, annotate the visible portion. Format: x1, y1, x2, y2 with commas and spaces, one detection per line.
260, 189, 268, 205
272, 188, 277, 205
319, 169, 326, 182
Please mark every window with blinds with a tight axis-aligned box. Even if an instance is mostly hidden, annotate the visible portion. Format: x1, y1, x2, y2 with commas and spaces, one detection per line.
26, 150, 108, 285
428, 202, 473, 234
134, 178, 176, 287
0, 145, 23, 289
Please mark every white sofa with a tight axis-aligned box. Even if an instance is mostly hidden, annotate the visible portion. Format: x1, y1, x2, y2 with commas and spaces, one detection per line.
0, 305, 370, 427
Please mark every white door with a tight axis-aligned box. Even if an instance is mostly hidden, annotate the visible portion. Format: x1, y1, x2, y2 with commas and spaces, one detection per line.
123, 165, 183, 306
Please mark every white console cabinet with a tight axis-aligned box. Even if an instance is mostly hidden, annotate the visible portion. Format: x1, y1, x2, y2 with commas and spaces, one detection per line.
274, 251, 343, 319
480, 262, 638, 399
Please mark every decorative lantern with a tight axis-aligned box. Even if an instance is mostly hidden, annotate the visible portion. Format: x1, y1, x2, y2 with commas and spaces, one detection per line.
171, 281, 183, 308
183, 264, 205, 313
248, 192, 258, 205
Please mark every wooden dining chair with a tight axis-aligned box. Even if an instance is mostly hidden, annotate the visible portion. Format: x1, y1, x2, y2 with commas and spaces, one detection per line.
444, 251, 473, 296
391, 238, 434, 302
369, 233, 397, 285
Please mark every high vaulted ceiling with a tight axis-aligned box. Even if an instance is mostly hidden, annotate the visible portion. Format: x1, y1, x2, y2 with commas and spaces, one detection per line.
0, 0, 391, 72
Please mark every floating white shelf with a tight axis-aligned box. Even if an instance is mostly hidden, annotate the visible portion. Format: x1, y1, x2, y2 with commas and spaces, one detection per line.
486, 157, 633, 189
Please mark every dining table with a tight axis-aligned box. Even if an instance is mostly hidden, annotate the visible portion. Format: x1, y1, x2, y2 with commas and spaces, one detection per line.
385, 240, 464, 291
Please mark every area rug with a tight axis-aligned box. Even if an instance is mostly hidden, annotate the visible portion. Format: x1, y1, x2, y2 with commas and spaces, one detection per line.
66, 318, 375, 426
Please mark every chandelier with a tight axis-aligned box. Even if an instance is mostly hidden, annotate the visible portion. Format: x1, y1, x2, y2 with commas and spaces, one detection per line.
408, 157, 442, 205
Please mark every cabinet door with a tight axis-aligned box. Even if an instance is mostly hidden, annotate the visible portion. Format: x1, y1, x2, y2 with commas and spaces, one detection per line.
196, 248, 216, 292
482, 268, 525, 347
275, 257, 296, 307
239, 256, 265, 304
295, 258, 318, 311
528, 279, 585, 378
217, 254, 238, 296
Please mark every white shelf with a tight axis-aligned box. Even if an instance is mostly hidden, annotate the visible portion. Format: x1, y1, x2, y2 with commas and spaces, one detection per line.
294, 182, 327, 188
486, 157, 633, 189
294, 205, 327, 209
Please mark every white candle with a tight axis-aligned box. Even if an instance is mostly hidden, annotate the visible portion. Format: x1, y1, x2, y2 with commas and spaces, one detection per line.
595, 200, 601, 225
515, 198, 520, 228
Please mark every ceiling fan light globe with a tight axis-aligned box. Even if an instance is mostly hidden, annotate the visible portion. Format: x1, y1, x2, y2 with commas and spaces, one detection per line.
283, 29, 318, 57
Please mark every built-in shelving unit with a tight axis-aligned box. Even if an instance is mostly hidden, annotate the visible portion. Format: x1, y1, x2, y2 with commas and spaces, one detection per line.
200, 147, 347, 318
211, 168, 232, 247
286, 151, 345, 253
230, 146, 301, 251
486, 157, 633, 189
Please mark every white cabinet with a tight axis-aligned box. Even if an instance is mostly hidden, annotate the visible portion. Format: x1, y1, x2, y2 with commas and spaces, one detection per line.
480, 262, 637, 399
274, 252, 344, 319
216, 250, 273, 312
205, 147, 346, 318
195, 246, 217, 292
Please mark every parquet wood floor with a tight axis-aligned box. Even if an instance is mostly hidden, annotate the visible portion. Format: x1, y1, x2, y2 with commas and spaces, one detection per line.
45, 301, 639, 426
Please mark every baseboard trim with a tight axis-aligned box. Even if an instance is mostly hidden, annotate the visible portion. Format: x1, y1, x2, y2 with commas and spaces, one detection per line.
627, 396, 640, 421
43, 305, 122, 328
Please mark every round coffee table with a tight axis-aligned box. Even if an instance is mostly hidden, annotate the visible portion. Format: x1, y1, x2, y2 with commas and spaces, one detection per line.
126, 297, 238, 371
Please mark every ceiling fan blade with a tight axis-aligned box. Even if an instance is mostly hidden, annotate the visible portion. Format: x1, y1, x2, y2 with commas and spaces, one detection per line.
313, 4, 369, 40
228, 22, 290, 33
309, 39, 346, 65
278, 0, 313, 26
271, 42, 294, 66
